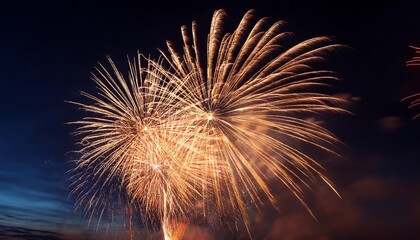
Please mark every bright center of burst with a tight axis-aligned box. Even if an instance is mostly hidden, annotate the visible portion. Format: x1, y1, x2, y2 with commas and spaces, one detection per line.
207, 112, 214, 121
151, 163, 160, 171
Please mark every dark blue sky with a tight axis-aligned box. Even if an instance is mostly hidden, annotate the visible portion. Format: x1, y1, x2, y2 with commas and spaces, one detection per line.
0, 1, 419, 239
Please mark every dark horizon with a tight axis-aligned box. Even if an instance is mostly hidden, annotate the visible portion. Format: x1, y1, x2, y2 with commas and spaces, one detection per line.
0, 1, 419, 239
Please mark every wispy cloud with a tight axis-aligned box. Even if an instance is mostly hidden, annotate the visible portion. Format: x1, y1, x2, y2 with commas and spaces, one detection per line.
0, 225, 60, 240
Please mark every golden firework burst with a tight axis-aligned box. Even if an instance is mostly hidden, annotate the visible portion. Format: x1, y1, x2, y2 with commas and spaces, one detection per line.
154, 8, 347, 226
70, 9, 348, 239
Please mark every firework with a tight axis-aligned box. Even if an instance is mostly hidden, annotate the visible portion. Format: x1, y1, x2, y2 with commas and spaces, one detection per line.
403, 46, 420, 119
153, 8, 347, 227
69, 54, 215, 238
70, 9, 347, 239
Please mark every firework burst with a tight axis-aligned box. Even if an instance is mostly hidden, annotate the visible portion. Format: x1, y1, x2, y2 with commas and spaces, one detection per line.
68, 55, 215, 235
70, 9, 348, 239
154, 8, 347, 226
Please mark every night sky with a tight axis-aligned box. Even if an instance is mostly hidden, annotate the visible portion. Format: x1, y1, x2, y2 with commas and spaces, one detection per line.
1, 1, 420, 239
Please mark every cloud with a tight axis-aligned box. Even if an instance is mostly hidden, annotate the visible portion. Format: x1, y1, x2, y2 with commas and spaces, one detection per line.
0, 225, 60, 240
251, 173, 420, 240
0, 159, 97, 240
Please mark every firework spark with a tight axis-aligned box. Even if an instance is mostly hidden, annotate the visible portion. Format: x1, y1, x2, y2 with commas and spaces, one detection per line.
70, 9, 347, 239
403, 46, 420, 119
406, 46, 420, 66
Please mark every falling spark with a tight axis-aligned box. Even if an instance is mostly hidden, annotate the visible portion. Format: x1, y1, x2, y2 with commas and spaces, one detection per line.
402, 46, 420, 119
406, 46, 420, 66
70, 9, 348, 239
